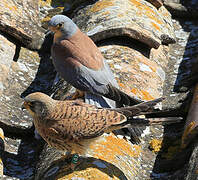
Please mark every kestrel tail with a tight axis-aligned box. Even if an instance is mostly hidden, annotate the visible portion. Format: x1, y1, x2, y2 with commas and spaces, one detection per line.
48, 14, 142, 108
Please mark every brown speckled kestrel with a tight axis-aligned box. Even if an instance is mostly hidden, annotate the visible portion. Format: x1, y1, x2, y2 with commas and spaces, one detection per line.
22, 92, 164, 155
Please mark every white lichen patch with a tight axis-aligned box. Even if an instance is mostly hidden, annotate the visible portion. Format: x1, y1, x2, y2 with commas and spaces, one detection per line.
139, 63, 152, 72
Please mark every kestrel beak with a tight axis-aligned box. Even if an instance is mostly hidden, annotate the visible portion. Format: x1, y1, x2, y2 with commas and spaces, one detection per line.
21, 101, 29, 111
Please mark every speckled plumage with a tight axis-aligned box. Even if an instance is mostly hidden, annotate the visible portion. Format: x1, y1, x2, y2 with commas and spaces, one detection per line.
49, 15, 142, 107
22, 92, 162, 155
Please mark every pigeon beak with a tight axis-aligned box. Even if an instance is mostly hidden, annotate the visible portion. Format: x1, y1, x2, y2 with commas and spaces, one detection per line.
48, 26, 58, 33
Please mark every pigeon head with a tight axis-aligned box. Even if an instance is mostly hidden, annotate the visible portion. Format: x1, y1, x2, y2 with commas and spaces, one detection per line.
48, 15, 78, 38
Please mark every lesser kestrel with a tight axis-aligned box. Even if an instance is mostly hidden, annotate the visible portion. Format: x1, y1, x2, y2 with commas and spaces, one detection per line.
22, 92, 163, 154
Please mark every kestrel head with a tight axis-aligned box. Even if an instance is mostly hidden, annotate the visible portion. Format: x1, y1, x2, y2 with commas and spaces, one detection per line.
48, 15, 78, 38
22, 92, 54, 117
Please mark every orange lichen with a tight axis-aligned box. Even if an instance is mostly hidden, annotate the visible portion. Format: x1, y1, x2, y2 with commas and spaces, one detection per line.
130, 0, 142, 6
149, 139, 162, 153
129, 0, 163, 25
151, 22, 160, 31
149, 65, 157, 72
9, 5, 17, 11
55, 134, 141, 179
89, 0, 114, 12
135, 56, 157, 72
131, 88, 138, 95
3, 3, 18, 12
119, 83, 125, 88
140, 90, 154, 100
131, 88, 154, 101
90, 134, 141, 162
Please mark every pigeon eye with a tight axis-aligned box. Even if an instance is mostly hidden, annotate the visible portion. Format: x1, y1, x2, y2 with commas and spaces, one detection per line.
57, 22, 63, 28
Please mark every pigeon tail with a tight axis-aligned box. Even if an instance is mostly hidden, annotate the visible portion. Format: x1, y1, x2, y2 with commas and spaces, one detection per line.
85, 92, 116, 108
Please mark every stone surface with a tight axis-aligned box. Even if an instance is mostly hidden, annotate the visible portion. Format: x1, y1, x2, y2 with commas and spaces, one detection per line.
164, 0, 198, 18
97, 38, 168, 100
0, 0, 45, 50
2, 135, 44, 179
72, 0, 176, 49
36, 133, 142, 179
0, 33, 16, 96
2, 0, 198, 179
0, 48, 39, 132
184, 142, 198, 180
0, 39, 57, 135
162, 20, 198, 112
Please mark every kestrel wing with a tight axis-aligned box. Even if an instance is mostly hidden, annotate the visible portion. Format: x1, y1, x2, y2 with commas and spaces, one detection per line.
47, 103, 127, 141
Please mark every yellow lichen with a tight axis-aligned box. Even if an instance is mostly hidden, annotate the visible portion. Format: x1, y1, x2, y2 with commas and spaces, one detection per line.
131, 88, 138, 95
131, 88, 154, 101
90, 134, 142, 162
149, 139, 163, 153
140, 90, 154, 100
119, 83, 125, 88
89, 0, 114, 12
149, 65, 157, 72
129, 0, 163, 25
151, 22, 160, 31
2, 1, 18, 14
39, 0, 52, 7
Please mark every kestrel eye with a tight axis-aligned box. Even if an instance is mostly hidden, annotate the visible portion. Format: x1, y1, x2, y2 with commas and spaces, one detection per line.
28, 102, 35, 108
